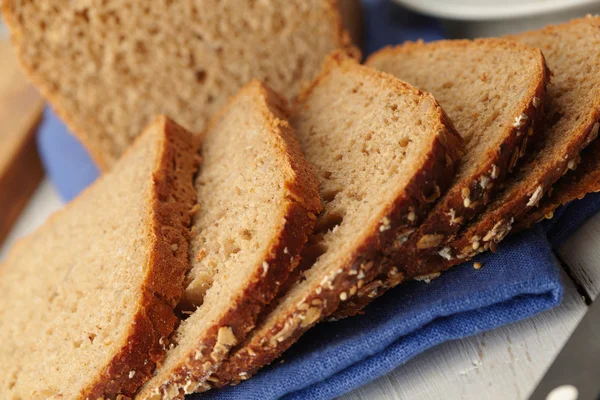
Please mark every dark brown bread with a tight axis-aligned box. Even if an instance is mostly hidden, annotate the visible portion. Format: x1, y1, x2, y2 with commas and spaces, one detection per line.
0, 116, 198, 399
2, 0, 355, 170
136, 81, 321, 399
203, 53, 463, 389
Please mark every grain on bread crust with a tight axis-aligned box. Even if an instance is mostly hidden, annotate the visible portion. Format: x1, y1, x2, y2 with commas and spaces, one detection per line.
202, 52, 463, 389
335, 38, 548, 317
367, 39, 547, 251
406, 16, 600, 277
2, 0, 356, 170
0, 116, 198, 399
135, 81, 321, 399
517, 128, 600, 230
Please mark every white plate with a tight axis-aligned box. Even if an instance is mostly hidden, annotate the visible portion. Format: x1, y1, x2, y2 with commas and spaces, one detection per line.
393, 0, 600, 20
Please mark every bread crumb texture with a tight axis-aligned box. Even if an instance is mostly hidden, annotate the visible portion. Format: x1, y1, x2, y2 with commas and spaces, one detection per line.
367, 38, 547, 244
206, 53, 462, 388
2, 0, 353, 169
0, 116, 198, 399
136, 81, 320, 399
446, 17, 600, 261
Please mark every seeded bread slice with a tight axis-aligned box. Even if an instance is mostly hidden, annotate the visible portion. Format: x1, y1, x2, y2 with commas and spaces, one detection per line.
331, 38, 548, 317
413, 17, 600, 276
135, 81, 321, 399
517, 127, 600, 229
366, 38, 547, 265
2, 0, 355, 170
0, 116, 197, 399
203, 53, 463, 389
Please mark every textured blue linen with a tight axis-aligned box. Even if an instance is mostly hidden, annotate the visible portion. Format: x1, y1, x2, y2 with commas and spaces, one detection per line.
35, 1, 598, 399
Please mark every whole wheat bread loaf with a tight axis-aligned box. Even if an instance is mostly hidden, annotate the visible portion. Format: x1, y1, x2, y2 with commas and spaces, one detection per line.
2, 0, 355, 170
135, 81, 321, 399
332, 38, 548, 316
415, 17, 600, 274
203, 53, 463, 389
0, 116, 197, 399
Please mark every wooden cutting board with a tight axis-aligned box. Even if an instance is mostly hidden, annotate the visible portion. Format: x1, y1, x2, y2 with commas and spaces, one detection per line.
0, 37, 45, 246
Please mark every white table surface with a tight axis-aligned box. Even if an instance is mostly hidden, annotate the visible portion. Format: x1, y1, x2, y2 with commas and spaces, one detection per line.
1, 179, 597, 400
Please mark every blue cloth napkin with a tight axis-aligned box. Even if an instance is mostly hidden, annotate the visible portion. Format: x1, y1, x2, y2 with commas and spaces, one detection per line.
35, 1, 598, 399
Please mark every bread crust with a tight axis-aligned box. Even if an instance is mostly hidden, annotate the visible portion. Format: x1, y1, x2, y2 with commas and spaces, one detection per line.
2, 0, 357, 171
366, 39, 548, 253
333, 39, 549, 318
203, 54, 464, 389
382, 17, 600, 282
516, 123, 600, 230
135, 82, 321, 399
85, 117, 198, 398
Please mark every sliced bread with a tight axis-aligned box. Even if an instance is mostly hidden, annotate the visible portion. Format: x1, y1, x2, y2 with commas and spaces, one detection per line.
517, 128, 600, 230
135, 81, 321, 399
204, 53, 463, 389
366, 38, 547, 264
332, 39, 549, 316
2, 0, 356, 170
0, 116, 197, 399
416, 17, 600, 274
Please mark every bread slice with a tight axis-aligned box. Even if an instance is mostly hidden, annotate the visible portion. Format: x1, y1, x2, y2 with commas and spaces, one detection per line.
135, 81, 321, 399
203, 53, 463, 389
329, 39, 548, 316
2, 0, 356, 170
517, 127, 600, 229
366, 38, 547, 263
413, 17, 600, 275
0, 116, 197, 399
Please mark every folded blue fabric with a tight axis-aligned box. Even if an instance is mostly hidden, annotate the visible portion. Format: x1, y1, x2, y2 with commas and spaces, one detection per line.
34, 1, 598, 399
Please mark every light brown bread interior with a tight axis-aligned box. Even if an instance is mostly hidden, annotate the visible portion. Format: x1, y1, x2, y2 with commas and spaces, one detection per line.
206, 53, 463, 388
2, 0, 354, 170
136, 81, 321, 399
419, 16, 600, 273
0, 117, 197, 399
330, 38, 548, 317
366, 39, 547, 250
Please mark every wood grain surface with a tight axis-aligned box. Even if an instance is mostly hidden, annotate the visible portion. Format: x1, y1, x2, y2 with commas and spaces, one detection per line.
0, 38, 45, 246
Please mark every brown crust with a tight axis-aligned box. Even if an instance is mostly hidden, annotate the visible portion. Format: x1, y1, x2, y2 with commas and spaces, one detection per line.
333, 38, 549, 318
366, 39, 548, 256
328, 0, 362, 60
85, 117, 198, 398
204, 54, 464, 389
25, 116, 200, 399
516, 123, 600, 230
412, 116, 600, 279
135, 82, 321, 399
2, 0, 357, 171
